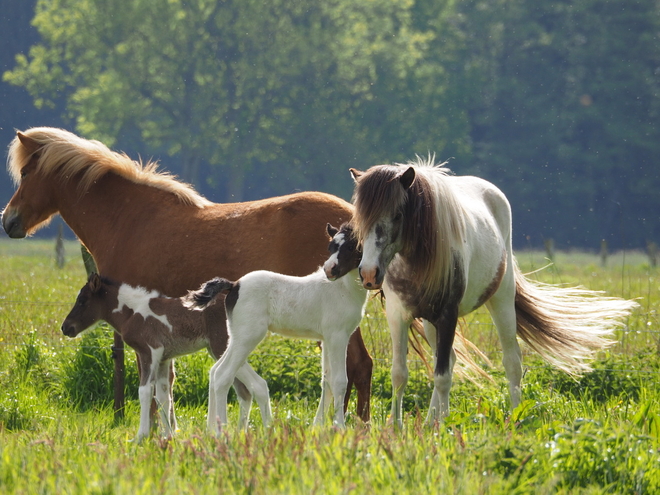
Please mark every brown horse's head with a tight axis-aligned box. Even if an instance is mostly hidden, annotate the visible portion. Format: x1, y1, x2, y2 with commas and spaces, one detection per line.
62, 273, 115, 337
2, 131, 60, 238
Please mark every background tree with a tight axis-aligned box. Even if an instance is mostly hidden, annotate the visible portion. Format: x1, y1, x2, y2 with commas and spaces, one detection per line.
3, 0, 659, 248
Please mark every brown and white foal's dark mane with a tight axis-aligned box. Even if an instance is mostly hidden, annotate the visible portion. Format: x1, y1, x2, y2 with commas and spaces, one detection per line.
351, 158, 466, 305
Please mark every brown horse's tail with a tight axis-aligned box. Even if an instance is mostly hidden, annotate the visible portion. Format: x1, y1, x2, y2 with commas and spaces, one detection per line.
410, 319, 493, 384
183, 277, 236, 310
513, 262, 638, 374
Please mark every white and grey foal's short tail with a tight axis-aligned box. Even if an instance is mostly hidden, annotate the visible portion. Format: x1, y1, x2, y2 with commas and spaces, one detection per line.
183, 277, 236, 310
513, 262, 639, 375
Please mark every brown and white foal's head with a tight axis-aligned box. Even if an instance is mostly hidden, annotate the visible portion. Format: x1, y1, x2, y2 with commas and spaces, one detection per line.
62, 273, 116, 337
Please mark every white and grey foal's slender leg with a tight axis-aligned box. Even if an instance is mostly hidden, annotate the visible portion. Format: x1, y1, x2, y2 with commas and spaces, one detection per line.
234, 363, 271, 430
208, 321, 267, 435
486, 267, 522, 410
313, 342, 333, 426
325, 334, 350, 428
424, 320, 457, 425
232, 378, 254, 430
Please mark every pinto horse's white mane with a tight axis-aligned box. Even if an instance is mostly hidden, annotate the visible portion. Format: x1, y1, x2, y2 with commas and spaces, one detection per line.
7, 127, 212, 208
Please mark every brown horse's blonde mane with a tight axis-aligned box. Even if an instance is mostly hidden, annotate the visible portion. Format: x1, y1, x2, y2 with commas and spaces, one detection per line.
7, 127, 212, 208
353, 157, 467, 303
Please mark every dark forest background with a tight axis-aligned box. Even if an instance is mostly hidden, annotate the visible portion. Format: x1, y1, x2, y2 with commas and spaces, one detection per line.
1, 0, 658, 250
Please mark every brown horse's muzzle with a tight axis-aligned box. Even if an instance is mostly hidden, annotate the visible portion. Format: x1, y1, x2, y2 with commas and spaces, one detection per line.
1, 207, 27, 238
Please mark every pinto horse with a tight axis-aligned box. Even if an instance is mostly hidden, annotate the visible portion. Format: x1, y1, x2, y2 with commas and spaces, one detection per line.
1, 127, 373, 421
350, 157, 638, 427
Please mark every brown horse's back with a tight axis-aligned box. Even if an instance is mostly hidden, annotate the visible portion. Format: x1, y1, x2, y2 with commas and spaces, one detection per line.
94, 188, 353, 297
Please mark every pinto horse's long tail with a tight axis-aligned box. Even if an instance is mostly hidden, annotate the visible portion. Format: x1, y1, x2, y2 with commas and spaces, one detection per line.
183, 277, 236, 310
513, 263, 638, 374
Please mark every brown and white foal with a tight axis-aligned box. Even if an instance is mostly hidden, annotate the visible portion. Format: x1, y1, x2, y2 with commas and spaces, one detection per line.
62, 273, 270, 442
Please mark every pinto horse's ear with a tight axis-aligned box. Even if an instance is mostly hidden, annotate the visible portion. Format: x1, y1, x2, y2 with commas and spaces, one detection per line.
17, 131, 41, 156
349, 168, 363, 183
326, 223, 339, 238
88, 273, 102, 293
398, 166, 416, 190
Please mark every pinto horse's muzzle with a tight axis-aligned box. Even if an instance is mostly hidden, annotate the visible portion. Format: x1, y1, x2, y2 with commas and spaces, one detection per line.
1, 207, 27, 239
359, 265, 383, 290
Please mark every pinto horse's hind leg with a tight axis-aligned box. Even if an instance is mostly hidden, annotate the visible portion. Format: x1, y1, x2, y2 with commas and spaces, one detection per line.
344, 328, 372, 423
485, 269, 522, 410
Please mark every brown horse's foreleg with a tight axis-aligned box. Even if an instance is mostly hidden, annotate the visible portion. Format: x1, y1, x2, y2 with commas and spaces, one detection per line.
345, 328, 372, 422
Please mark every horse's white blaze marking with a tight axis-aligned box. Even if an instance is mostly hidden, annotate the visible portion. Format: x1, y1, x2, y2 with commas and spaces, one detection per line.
114, 284, 173, 332
359, 230, 381, 273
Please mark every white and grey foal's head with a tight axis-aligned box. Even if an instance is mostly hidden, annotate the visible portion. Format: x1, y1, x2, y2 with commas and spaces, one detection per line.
323, 223, 362, 281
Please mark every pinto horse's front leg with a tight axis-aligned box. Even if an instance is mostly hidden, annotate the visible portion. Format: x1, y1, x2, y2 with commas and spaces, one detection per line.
424, 320, 457, 425
384, 290, 413, 428
426, 303, 459, 426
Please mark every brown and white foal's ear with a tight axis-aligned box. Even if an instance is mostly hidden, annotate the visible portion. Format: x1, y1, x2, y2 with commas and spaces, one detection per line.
349, 168, 363, 183
16, 131, 42, 156
398, 166, 416, 190
326, 223, 339, 239
88, 272, 102, 293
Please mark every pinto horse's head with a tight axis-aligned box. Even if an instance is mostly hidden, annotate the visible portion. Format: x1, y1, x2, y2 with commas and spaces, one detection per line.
323, 223, 362, 281
62, 273, 111, 337
350, 165, 416, 290
2, 131, 60, 238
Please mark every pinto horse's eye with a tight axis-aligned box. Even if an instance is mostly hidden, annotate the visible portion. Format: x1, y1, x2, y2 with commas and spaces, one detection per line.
393, 212, 403, 222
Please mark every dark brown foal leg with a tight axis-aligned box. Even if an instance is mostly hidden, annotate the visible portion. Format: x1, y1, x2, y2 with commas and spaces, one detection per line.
344, 328, 373, 422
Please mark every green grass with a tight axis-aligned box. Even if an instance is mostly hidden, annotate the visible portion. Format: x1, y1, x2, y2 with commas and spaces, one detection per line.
0, 239, 659, 493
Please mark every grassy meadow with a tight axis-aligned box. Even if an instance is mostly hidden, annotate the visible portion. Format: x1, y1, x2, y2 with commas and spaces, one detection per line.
0, 238, 658, 493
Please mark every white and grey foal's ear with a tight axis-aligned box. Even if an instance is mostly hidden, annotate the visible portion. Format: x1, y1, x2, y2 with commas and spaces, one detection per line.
326, 223, 339, 238
349, 168, 363, 183
398, 166, 416, 190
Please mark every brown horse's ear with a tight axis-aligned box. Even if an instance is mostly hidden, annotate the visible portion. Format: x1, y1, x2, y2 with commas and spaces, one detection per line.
88, 273, 102, 293
398, 167, 416, 190
326, 223, 339, 238
17, 131, 42, 156
349, 168, 363, 183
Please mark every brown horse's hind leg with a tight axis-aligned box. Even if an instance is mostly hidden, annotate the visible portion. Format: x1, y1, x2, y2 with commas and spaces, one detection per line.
345, 328, 372, 422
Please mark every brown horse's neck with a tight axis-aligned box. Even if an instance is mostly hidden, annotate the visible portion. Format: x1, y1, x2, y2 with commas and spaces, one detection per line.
56, 172, 195, 276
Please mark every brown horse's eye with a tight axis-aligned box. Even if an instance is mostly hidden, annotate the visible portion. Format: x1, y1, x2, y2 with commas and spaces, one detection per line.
20, 169, 28, 179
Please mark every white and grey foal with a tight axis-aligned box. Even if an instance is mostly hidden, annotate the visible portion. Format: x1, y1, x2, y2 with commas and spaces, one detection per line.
185, 223, 367, 434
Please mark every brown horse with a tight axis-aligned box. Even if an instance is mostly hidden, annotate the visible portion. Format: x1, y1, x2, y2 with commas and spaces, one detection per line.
2, 127, 372, 421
